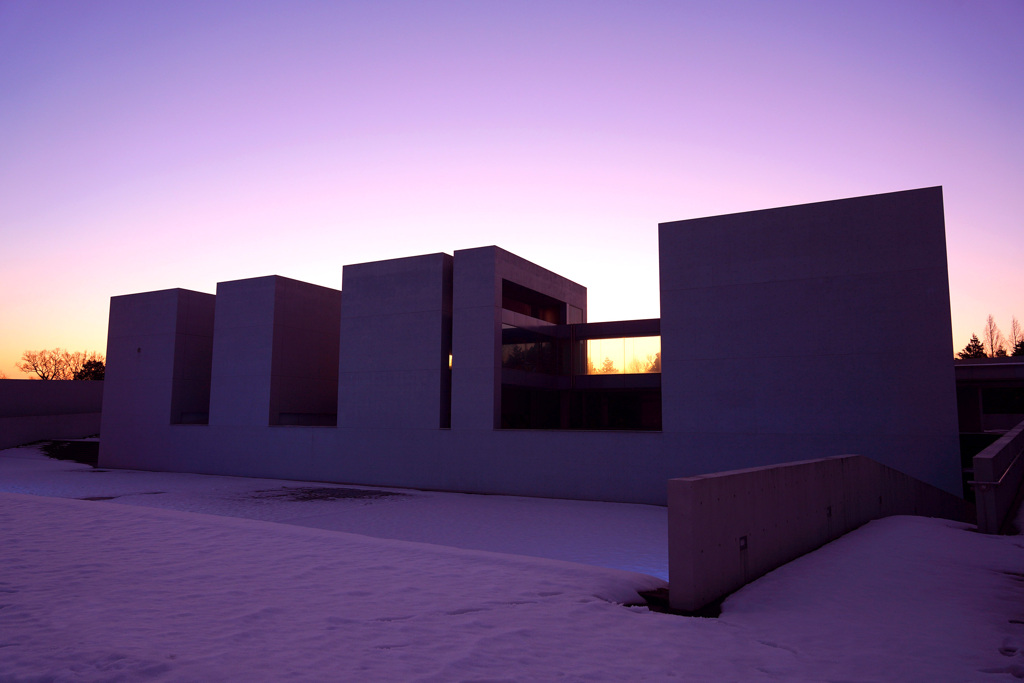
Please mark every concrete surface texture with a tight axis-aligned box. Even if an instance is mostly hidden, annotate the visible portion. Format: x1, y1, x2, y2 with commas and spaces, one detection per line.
0, 379, 103, 449
338, 253, 452, 430
973, 418, 1024, 533
97, 188, 963, 504
659, 186, 961, 494
667, 454, 968, 611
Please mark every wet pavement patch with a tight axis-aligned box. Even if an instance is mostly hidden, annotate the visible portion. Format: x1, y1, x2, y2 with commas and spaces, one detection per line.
250, 486, 406, 502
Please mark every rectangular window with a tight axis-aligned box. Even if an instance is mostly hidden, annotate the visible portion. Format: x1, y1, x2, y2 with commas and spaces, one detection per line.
582, 336, 660, 375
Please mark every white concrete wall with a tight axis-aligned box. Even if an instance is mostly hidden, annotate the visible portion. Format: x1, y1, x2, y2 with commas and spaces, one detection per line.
667, 454, 968, 612
659, 187, 962, 495
0, 379, 103, 448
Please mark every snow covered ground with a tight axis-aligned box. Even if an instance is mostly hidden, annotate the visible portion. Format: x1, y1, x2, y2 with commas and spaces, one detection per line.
2, 444, 1024, 681
0, 444, 667, 578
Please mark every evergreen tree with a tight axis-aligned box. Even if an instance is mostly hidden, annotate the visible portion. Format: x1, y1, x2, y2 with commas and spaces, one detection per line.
74, 359, 105, 380
1013, 339, 1024, 357
958, 335, 987, 359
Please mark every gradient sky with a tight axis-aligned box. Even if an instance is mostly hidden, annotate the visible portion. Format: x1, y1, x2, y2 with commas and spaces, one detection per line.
2, 0, 1022, 378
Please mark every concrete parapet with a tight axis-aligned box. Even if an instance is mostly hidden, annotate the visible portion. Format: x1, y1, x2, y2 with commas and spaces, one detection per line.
668, 454, 967, 612
0, 379, 103, 448
973, 418, 1024, 534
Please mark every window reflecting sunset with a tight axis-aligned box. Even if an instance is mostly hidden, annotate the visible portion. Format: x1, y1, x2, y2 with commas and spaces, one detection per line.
584, 336, 660, 374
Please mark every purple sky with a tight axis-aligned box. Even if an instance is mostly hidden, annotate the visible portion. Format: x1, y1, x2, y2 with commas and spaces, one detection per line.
2, 1, 1022, 377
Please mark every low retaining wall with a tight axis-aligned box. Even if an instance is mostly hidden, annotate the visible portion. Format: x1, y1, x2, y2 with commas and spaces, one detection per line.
973, 418, 1024, 534
668, 454, 968, 612
0, 380, 104, 449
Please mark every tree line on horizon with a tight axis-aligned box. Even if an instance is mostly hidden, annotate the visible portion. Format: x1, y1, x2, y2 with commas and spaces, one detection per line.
958, 315, 1024, 359
9, 348, 106, 380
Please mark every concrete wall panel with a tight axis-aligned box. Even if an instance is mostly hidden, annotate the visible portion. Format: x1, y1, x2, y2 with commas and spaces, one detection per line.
0, 413, 102, 449
0, 379, 104, 418
667, 455, 968, 612
0, 379, 104, 448
208, 278, 277, 427
210, 276, 340, 427
338, 253, 452, 429
660, 187, 961, 495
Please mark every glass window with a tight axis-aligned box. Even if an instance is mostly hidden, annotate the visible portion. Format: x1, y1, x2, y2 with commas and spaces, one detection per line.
583, 336, 660, 375
501, 325, 566, 374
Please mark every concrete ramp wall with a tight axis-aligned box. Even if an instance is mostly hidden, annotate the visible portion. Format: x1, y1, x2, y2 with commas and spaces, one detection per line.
668, 454, 968, 612
0, 379, 104, 449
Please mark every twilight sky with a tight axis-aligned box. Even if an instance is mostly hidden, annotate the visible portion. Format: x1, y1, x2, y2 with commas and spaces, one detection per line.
2, 0, 1022, 378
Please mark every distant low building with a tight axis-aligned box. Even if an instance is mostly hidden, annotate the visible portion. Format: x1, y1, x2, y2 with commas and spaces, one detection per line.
99, 187, 961, 503
955, 357, 1024, 434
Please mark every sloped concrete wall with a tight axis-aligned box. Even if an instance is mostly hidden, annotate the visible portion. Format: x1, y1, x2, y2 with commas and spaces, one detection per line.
973, 418, 1024, 533
668, 454, 969, 612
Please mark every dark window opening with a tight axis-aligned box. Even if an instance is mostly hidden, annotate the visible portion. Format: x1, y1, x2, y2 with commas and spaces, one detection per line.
501, 385, 662, 431
502, 280, 564, 323
982, 388, 1024, 414
501, 325, 569, 375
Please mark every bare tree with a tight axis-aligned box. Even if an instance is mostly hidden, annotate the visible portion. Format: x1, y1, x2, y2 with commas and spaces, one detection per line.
983, 315, 1005, 357
16, 348, 105, 380
1010, 317, 1023, 352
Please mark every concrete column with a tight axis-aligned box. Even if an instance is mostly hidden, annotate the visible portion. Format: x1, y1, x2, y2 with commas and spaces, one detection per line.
451, 247, 502, 430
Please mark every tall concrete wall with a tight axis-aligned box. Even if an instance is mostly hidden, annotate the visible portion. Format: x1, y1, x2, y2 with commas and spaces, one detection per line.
338, 254, 453, 429
100, 288, 215, 467
102, 288, 215, 429
659, 187, 962, 495
0, 379, 103, 449
667, 455, 968, 612
209, 276, 340, 427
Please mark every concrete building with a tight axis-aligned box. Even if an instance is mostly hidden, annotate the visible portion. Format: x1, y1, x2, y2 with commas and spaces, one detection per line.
99, 187, 961, 504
